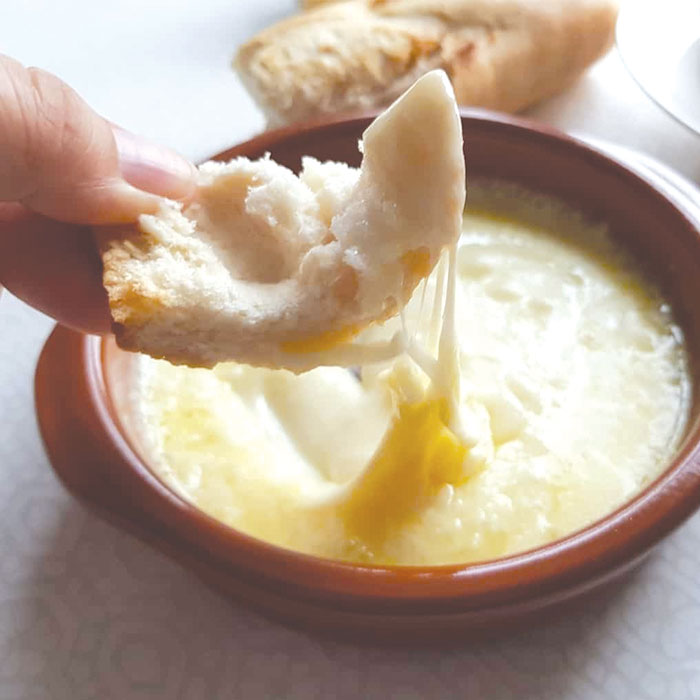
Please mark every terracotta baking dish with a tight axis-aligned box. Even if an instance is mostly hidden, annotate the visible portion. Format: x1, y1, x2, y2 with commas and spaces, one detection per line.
35, 112, 700, 641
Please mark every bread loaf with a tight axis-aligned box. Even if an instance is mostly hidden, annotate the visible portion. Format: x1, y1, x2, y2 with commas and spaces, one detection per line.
301, 0, 350, 7
301, 0, 351, 7
235, 0, 618, 127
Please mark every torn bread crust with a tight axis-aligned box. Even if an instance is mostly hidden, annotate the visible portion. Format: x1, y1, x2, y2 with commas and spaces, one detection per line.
100, 71, 466, 371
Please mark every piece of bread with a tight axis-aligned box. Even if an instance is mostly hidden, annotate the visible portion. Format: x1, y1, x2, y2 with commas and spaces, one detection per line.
235, 0, 618, 127
301, 0, 350, 7
100, 71, 465, 371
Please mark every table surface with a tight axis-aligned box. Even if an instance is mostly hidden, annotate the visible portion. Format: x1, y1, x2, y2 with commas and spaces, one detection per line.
2, 2, 700, 698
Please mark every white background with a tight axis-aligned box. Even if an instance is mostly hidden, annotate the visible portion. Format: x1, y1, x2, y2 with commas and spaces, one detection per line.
1, 2, 700, 698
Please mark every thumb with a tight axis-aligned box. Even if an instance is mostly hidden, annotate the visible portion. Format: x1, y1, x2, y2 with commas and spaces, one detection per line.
0, 55, 196, 225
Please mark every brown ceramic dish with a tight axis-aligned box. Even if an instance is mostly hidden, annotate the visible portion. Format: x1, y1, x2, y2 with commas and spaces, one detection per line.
36, 111, 700, 640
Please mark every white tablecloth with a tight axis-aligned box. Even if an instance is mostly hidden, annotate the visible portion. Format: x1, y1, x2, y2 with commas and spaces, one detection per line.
2, 3, 700, 698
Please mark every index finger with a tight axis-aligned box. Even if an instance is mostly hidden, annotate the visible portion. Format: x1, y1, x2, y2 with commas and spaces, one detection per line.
0, 204, 111, 335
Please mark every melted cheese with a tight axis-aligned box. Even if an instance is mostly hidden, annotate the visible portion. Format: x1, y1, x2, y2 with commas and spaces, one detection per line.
136, 193, 690, 566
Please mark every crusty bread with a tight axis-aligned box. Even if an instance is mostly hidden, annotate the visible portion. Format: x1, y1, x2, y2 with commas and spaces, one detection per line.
301, 0, 349, 7
235, 0, 618, 127
100, 71, 465, 371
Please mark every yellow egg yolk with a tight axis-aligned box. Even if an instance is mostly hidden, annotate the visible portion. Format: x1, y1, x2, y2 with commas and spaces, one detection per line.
335, 398, 468, 547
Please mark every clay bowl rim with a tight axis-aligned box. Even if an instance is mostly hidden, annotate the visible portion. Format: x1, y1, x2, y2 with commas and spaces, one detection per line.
84, 110, 700, 605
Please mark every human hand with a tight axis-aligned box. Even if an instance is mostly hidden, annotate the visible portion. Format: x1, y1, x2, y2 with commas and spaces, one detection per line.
0, 54, 196, 334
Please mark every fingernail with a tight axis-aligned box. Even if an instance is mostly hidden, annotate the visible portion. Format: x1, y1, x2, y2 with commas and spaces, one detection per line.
113, 126, 197, 200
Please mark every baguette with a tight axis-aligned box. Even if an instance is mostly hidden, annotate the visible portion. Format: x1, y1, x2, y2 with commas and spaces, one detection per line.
235, 0, 618, 127
100, 71, 465, 370
301, 0, 351, 7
